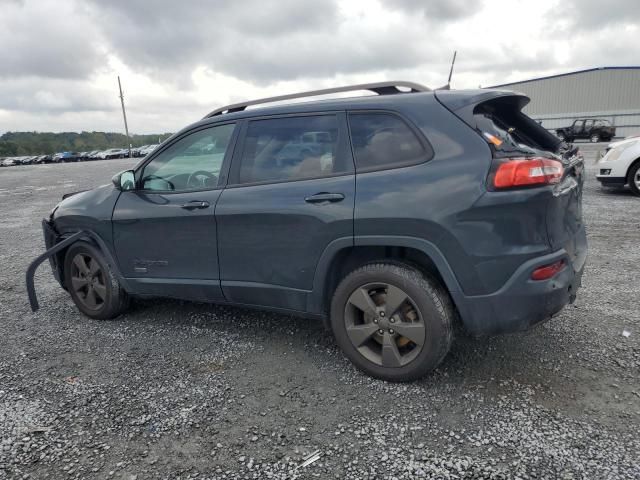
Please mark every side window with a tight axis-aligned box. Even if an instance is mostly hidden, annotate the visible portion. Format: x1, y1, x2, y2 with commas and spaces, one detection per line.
141, 123, 235, 192
236, 115, 346, 184
348, 113, 429, 171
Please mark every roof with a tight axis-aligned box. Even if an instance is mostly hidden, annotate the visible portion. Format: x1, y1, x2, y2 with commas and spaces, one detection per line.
488, 66, 640, 88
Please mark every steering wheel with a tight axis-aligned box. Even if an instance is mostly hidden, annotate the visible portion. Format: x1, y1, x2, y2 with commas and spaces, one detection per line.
187, 170, 217, 188
143, 175, 175, 191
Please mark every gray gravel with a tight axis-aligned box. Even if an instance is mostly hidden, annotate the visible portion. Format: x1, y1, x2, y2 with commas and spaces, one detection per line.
1, 145, 639, 479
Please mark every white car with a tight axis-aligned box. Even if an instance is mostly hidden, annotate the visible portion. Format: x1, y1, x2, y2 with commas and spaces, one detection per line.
596, 136, 640, 196
137, 144, 158, 157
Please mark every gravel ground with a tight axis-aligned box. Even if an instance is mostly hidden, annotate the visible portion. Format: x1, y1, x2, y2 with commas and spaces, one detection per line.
0, 145, 638, 479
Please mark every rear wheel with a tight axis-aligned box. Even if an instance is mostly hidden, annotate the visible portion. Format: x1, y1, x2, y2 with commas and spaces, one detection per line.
556, 132, 565, 141
590, 133, 600, 143
330, 263, 453, 382
64, 241, 129, 319
628, 162, 640, 197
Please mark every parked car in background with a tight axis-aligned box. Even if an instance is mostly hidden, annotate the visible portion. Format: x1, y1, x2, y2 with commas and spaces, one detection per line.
96, 148, 128, 160
137, 144, 158, 157
596, 136, 640, 196
34, 155, 53, 164
2, 157, 17, 167
556, 119, 616, 143
52, 152, 79, 163
28, 81, 587, 382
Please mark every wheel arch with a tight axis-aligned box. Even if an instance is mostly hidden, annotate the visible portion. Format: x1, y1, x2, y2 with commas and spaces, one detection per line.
625, 156, 640, 183
41, 229, 129, 299
309, 236, 468, 329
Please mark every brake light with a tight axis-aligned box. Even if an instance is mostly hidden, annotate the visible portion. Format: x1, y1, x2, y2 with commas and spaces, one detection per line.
531, 260, 566, 281
493, 158, 563, 189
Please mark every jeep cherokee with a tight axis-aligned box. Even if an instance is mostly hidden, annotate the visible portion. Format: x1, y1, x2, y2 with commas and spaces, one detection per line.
27, 81, 587, 381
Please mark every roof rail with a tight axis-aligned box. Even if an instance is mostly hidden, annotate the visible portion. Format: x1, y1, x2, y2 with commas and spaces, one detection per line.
203, 81, 430, 118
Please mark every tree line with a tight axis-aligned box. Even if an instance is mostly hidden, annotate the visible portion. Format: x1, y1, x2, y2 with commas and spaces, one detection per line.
0, 131, 174, 156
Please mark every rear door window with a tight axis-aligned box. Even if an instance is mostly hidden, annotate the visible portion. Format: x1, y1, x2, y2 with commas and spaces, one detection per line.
348, 113, 430, 171
235, 114, 349, 185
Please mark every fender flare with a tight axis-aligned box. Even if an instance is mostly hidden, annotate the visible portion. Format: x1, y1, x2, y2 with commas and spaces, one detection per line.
307, 235, 469, 322
26, 225, 129, 312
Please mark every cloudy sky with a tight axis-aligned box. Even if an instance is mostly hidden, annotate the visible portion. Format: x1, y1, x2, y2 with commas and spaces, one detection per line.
0, 0, 638, 134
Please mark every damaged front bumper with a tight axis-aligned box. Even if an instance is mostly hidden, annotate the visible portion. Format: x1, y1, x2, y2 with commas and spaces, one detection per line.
26, 221, 86, 312
26, 220, 128, 312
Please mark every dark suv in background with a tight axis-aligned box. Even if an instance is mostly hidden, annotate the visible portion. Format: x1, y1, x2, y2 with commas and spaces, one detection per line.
28, 82, 587, 381
556, 118, 616, 143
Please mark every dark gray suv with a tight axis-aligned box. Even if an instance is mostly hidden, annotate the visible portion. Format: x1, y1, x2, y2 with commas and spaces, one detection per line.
27, 81, 587, 381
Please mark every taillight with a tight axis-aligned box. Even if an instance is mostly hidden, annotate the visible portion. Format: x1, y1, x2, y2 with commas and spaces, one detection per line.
493, 158, 564, 189
531, 259, 566, 281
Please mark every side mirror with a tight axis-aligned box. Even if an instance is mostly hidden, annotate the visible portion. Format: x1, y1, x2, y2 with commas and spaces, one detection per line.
112, 170, 136, 191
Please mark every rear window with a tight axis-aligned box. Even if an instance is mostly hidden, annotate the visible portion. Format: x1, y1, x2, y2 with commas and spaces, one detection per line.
348, 113, 430, 171
473, 98, 560, 157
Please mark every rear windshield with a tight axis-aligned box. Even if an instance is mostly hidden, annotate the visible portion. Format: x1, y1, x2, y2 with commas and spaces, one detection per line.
473, 97, 560, 157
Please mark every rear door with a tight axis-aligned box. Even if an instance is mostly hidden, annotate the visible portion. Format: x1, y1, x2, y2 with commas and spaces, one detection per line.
112, 123, 237, 301
215, 112, 355, 312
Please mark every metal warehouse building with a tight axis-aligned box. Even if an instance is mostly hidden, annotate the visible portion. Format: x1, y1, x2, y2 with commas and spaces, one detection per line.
489, 66, 640, 138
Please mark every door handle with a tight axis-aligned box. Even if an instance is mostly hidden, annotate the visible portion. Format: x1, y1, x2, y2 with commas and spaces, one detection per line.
304, 193, 345, 204
181, 200, 210, 210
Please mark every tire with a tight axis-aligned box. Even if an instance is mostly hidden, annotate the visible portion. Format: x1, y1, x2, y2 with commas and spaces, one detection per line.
627, 162, 640, 197
590, 134, 600, 143
63, 241, 129, 319
556, 132, 565, 141
330, 262, 454, 382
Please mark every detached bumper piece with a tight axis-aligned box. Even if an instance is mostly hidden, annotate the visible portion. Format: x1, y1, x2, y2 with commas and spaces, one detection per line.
26, 227, 86, 312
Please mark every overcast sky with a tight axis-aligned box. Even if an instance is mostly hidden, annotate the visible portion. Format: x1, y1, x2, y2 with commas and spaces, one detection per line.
1, 0, 638, 134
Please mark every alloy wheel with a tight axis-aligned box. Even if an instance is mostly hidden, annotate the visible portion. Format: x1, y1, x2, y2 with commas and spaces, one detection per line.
344, 282, 426, 367
70, 253, 106, 311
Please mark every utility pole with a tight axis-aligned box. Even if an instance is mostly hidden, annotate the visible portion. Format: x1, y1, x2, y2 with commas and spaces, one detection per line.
117, 76, 132, 158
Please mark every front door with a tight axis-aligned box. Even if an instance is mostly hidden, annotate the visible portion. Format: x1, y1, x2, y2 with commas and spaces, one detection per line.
215, 113, 355, 312
112, 123, 237, 301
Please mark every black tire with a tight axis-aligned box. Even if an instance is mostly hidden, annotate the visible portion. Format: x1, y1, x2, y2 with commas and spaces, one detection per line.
63, 241, 129, 319
628, 162, 640, 197
556, 132, 565, 141
590, 133, 600, 143
330, 262, 454, 382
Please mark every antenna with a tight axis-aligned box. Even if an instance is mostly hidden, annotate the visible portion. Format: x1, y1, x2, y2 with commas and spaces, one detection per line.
447, 51, 457, 86
117, 76, 132, 158
435, 51, 458, 90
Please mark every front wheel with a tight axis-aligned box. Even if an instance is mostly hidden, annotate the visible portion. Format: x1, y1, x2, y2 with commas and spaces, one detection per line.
556, 132, 565, 141
330, 263, 454, 382
63, 241, 129, 319
590, 134, 600, 143
628, 162, 640, 197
